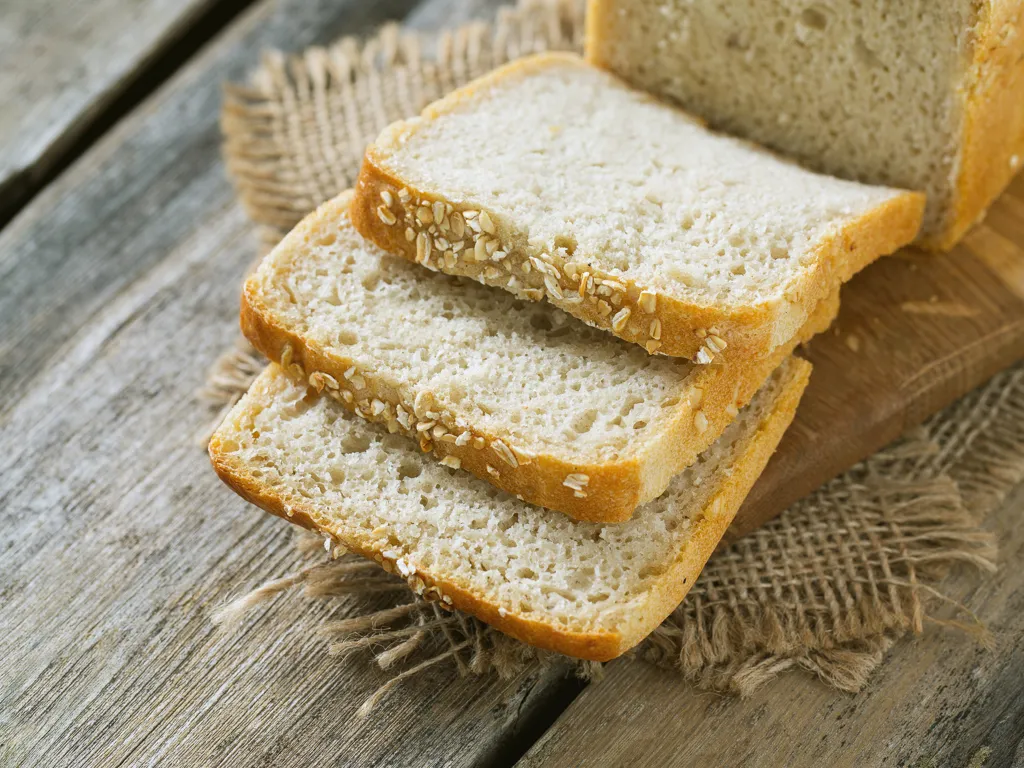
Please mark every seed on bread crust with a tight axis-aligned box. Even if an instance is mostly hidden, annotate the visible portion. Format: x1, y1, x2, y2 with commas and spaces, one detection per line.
694, 410, 709, 433
491, 439, 518, 467
415, 232, 431, 265
563, 473, 590, 491
611, 307, 631, 332
544, 275, 563, 299
376, 205, 397, 226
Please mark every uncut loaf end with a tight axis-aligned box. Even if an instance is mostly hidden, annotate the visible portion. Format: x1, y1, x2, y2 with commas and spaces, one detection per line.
586, 0, 1024, 250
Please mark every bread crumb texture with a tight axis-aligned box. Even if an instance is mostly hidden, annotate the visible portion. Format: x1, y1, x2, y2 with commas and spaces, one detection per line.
211, 360, 799, 645
249, 195, 759, 473
371, 54, 909, 308
587, 0, 978, 239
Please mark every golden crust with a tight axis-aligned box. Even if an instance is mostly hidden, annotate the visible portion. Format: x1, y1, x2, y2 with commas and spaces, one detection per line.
208, 359, 811, 661
922, 1, 1024, 251
243, 192, 836, 523
351, 52, 923, 361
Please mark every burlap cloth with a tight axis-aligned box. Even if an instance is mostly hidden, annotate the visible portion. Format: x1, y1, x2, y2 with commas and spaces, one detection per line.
206, 0, 1024, 713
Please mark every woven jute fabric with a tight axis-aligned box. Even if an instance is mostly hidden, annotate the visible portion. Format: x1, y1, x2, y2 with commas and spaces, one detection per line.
208, 0, 1024, 711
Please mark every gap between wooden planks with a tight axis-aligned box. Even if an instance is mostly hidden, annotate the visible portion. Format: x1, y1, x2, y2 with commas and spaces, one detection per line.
519, 483, 1024, 768
0, 0, 264, 227
1, 0, 1022, 764
0, 1, 579, 766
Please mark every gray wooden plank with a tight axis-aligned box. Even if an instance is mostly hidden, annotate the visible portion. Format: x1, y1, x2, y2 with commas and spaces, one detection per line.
406, 0, 506, 29
517, 484, 1024, 768
0, 0, 417, 414
0, 0, 581, 765
0, 0, 243, 219
0, 197, 575, 767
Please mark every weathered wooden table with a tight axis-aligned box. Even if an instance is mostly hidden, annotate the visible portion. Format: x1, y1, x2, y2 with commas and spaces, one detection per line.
1, 1, 1022, 765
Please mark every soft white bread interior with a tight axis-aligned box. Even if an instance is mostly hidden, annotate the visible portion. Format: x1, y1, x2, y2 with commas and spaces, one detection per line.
209, 357, 811, 661
351, 53, 923, 360
585, 0, 1024, 250
242, 191, 836, 523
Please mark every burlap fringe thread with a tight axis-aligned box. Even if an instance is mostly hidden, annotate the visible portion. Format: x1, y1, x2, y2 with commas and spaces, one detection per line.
206, 0, 1023, 714
221, 0, 584, 251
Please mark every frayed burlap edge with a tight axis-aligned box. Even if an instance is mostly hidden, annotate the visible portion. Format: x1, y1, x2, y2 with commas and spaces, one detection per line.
203, 347, 1018, 716
205, 0, 1022, 713
220, 0, 584, 252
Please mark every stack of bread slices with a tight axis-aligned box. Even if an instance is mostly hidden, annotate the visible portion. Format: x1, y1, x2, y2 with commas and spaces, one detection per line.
210, 52, 925, 661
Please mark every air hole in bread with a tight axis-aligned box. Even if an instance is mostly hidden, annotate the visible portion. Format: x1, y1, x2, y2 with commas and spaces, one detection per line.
341, 434, 371, 454
554, 233, 578, 256
360, 270, 380, 291
854, 36, 884, 70
530, 313, 554, 332
799, 7, 828, 31
570, 408, 598, 435
382, 434, 406, 451
620, 394, 645, 417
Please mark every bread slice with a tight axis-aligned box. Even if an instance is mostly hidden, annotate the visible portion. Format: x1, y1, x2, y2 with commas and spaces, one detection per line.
242, 190, 836, 523
209, 357, 811, 661
351, 52, 923, 362
585, 1, 1024, 251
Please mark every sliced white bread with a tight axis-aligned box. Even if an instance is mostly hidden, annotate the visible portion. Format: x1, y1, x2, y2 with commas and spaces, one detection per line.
585, 0, 1024, 251
242, 191, 836, 523
351, 53, 923, 362
209, 357, 811, 661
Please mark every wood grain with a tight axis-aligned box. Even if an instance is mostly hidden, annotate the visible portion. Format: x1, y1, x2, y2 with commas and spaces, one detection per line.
0, 0, 416, 410
0, 0, 246, 220
0, 0, 577, 766
729, 171, 1024, 542
519, 483, 1024, 768
2, 0, 1023, 764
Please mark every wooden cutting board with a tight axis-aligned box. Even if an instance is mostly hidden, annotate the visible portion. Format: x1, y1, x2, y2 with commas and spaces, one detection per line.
726, 172, 1024, 541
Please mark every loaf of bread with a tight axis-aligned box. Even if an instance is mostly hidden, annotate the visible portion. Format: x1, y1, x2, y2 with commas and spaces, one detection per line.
209, 357, 810, 661
351, 53, 923, 362
241, 190, 836, 523
586, 0, 1024, 250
